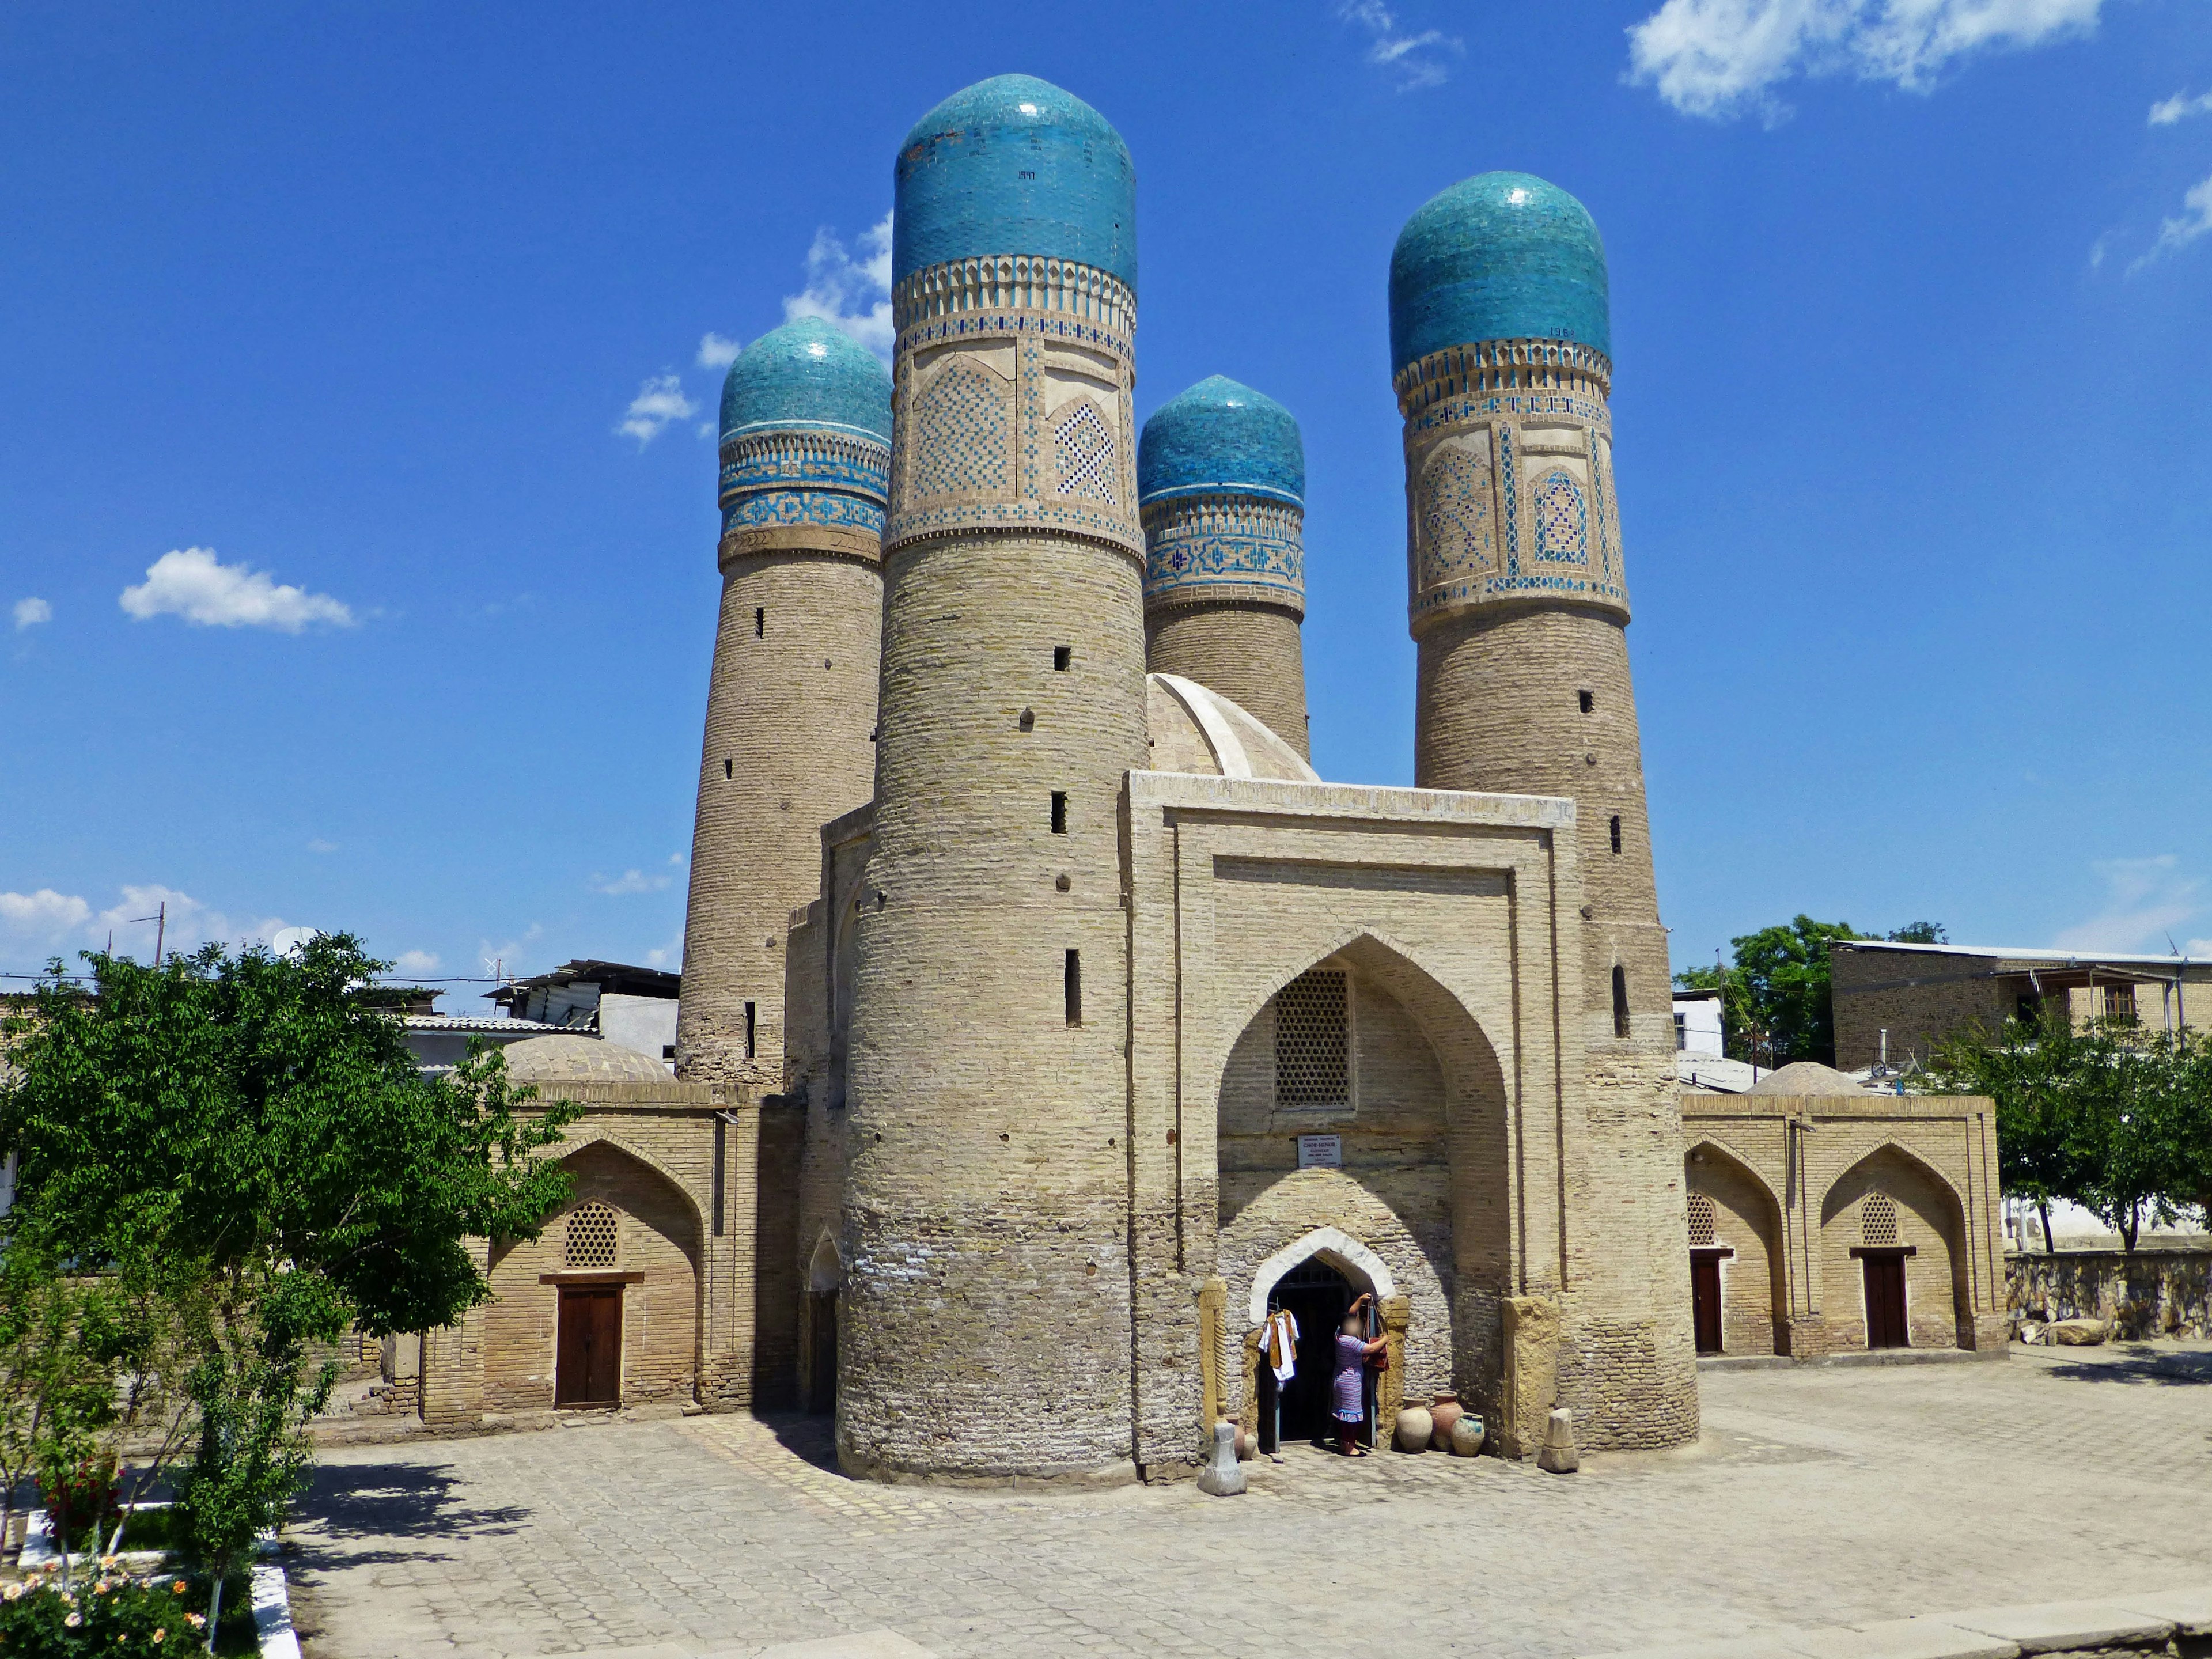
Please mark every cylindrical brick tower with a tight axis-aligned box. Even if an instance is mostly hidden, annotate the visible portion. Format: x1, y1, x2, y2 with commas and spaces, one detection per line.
675, 320, 891, 1090
1388, 172, 1696, 1447
839, 74, 1148, 1482
1137, 376, 1310, 756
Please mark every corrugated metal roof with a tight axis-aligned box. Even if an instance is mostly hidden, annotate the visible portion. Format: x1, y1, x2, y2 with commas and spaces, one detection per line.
1835, 940, 2203, 969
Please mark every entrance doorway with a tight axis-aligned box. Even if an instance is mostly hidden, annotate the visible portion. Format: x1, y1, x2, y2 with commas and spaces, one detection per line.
808, 1290, 838, 1414
1259, 1258, 1367, 1452
1690, 1252, 1727, 1354
555, 1284, 622, 1407
1862, 1253, 1908, 1349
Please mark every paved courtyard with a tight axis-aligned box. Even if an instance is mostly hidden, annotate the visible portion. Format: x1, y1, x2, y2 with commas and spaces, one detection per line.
285, 1343, 2212, 1659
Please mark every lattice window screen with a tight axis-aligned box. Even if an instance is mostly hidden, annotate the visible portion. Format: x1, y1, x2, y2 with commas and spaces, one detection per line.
1687, 1192, 1717, 1247
1274, 969, 1351, 1109
565, 1201, 619, 1268
1861, 1191, 1898, 1246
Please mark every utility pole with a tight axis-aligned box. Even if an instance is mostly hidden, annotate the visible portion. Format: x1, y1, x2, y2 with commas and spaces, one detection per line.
127, 900, 167, 967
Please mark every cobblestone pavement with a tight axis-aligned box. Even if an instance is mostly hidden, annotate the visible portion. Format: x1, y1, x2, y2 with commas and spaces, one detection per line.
285, 1343, 2212, 1659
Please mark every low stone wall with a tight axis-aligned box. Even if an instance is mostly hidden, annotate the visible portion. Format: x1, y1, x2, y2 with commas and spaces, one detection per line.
2006, 1245, 2212, 1339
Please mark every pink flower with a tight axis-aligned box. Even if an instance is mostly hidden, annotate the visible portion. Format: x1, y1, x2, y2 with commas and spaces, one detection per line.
185, 1612, 205, 1628
65, 1611, 82, 1627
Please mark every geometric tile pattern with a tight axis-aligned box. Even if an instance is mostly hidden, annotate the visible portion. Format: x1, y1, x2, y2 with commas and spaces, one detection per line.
565, 1200, 619, 1268
1861, 1191, 1898, 1247
911, 361, 1010, 500
1687, 1191, 1717, 1247
1054, 402, 1116, 504
1533, 469, 1589, 564
1416, 442, 1493, 587
1141, 496, 1304, 604
1274, 969, 1350, 1110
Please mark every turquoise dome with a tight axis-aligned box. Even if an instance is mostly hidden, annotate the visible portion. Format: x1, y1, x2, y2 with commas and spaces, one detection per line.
1388, 172, 1610, 371
719, 319, 892, 444
893, 74, 1137, 293
1138, 377, 1304, 507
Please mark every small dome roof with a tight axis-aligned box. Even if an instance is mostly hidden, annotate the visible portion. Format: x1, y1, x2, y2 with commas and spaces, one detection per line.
1145, 673, 1320, 785
1137, 377, 1304, 507
719, 319, 892, 445
501, 1034, 671, 1085
894, 74, 1137, 293
1745, 1060, 1869, 1097
1389, 171, 1610, 371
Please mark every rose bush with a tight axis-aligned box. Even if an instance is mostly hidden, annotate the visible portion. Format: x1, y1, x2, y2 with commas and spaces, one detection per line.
0, 1565, 236, 1656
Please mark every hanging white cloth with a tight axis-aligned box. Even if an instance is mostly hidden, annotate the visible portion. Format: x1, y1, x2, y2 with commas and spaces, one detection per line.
1262, 1309, 1300, 1384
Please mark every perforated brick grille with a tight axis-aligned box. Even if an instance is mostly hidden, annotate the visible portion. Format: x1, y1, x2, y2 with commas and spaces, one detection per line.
1687, 1192, 1717, 1247
565, 1201, 618, 1268
1861, 1191, 1898, 1246
1275, 970, 1349, 1108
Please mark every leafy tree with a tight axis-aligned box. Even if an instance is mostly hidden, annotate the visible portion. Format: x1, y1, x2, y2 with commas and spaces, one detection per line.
1, 934, 578, 1637
1923, 1012, 2212, 1251
1676, 917, 1950, 1067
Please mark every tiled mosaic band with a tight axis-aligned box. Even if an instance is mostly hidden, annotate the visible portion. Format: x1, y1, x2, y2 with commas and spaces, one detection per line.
1400, 337, 1626, 627
718, 426, 891, 562
886, 256, 1142, 560
1141, 494, 1305, 616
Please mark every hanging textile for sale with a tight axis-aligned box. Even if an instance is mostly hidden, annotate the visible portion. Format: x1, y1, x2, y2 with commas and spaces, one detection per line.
1262, 1309, 1300, 1383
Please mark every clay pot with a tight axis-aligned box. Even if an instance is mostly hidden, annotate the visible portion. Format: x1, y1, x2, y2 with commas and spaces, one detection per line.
1449, 1414, 1485, 1458
1229, 1420, 1255, 1461
1394, 1403, 1433, 1452
1429, 1392, 1464, 1450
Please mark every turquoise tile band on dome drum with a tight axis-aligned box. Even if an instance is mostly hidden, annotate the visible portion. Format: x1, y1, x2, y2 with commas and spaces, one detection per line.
893, 74, 1137, 293
718, 319, 892, 551
1389, 171, 1609, 370
1138, 376, 1306, 613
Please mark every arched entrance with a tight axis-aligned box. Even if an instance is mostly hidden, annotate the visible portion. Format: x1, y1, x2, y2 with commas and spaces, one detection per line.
804, 1233, 842, 1415
1259, 1257, 1380, 1451
1685, 1141, 1787, 1357
1820, 1143, 1971, 1351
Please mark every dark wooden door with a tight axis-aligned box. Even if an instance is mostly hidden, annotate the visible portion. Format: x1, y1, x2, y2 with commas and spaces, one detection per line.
1863, 1255, 1908, 1349
556, 1285, 622, 1407
808, 1291, 838, 1414
1691, 1255, 1724, 1354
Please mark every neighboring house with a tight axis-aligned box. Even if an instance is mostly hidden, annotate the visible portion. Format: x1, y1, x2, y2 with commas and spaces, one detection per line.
399, 1012, 578, 1074
1831, 940, 2211, 1070
488, 960, 683, 1073
1673, 988, 1723, 1057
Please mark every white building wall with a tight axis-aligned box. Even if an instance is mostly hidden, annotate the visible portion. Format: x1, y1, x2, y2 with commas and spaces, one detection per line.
600, 993, 679, 1071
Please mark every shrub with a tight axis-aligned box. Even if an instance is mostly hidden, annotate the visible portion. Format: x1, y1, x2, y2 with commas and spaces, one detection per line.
0, 1565, 254, 1657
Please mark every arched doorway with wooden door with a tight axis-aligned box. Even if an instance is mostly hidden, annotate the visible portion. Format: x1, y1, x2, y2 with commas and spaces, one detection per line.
803, 1233, 842, 1415
1684, 1141, 1787, 1357
1820, 1144, 1972, 1351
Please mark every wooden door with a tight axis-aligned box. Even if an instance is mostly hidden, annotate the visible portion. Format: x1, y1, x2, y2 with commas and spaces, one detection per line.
1691, 1255, 1724, 1354
808, 1291, 838, 1414
556, 1285, 622, 1407
1863, 1255, 1908, 1349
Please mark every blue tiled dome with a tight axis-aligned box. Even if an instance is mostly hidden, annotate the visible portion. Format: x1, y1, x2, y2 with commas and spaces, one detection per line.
1137, 377, 1304, 507
719, 319, 892, 444
1388, 172, 1610, 371
893, 74, 1137, 293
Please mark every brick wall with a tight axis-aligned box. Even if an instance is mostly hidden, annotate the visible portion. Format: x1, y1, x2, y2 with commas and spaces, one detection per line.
1145, 601, 1309, 760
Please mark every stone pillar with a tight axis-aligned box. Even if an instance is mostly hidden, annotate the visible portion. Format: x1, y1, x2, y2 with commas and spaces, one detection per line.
1137, 377, 1310, 755
676, 321, 891, 1093
839, 74, 1147, 1483
1391, 172, 1695, 1449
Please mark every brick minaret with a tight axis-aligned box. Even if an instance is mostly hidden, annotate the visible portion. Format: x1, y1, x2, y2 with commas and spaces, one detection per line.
676, 320, 891, 1090
1391, 171, 1696, 1448
838, 74, 1147, 1480
1137, 376, 1310, 756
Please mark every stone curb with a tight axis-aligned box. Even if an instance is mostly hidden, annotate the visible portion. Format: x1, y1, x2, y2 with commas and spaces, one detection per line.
1581, 1586, 2208, 1659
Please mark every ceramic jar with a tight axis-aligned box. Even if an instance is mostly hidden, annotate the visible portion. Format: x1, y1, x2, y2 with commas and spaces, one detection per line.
1428, 1392, 1464, 1450
1449, 1412, 1485, 1457
1230, 1419, 1255, 1461
1394, 1402, 1433, 1452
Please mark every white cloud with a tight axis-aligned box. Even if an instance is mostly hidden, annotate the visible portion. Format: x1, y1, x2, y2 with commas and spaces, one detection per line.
698, 332, 743, 370
307, 838, 339, 854
2150, 88, 2212, 125
783, 212, 895, 362
2051, 855, 2204, 954
0, 888, 94, 942
2132, 168, 2212, 270
13, 597, 51, 630
1627, 0, 2103, 119
616, 374, 699, 446
119, 547, 353, 632
393, 949, 441, 974
591, 868, 671, 896
1338, 0, 1463, 90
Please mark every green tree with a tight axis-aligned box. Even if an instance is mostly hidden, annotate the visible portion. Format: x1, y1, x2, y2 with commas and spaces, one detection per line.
1676, 918, 1949, 1067
1, 934, 578, 1637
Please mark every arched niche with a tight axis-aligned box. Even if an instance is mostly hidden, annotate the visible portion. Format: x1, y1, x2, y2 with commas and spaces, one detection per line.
1684, 1139, 1787, 1356
1819, 1142, 1970, 1351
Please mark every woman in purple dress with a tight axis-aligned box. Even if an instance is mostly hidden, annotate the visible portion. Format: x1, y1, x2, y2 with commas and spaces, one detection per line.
1330, 1291, 1388, 1456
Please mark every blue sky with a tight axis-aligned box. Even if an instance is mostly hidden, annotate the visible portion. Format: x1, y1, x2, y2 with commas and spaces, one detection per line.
3, 0, 2208, 999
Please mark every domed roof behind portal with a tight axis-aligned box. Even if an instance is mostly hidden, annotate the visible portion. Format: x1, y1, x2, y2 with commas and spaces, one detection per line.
1137, 377, 1304, 507
719, 318, 892, 444
1388, 171, 1609, 371
1146, 673, 1319, 784
501, 1033, 671, 1085
1744, 1060, 1871, 1097
893, 74, 1137, 292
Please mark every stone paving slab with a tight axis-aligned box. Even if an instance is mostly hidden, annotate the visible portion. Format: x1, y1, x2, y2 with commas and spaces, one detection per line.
1936, 1602, 2176, 1654
2112, 1589, 2212, 1636
1785, 1618, 2020, 1659
285, 1343, 2212, 1659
